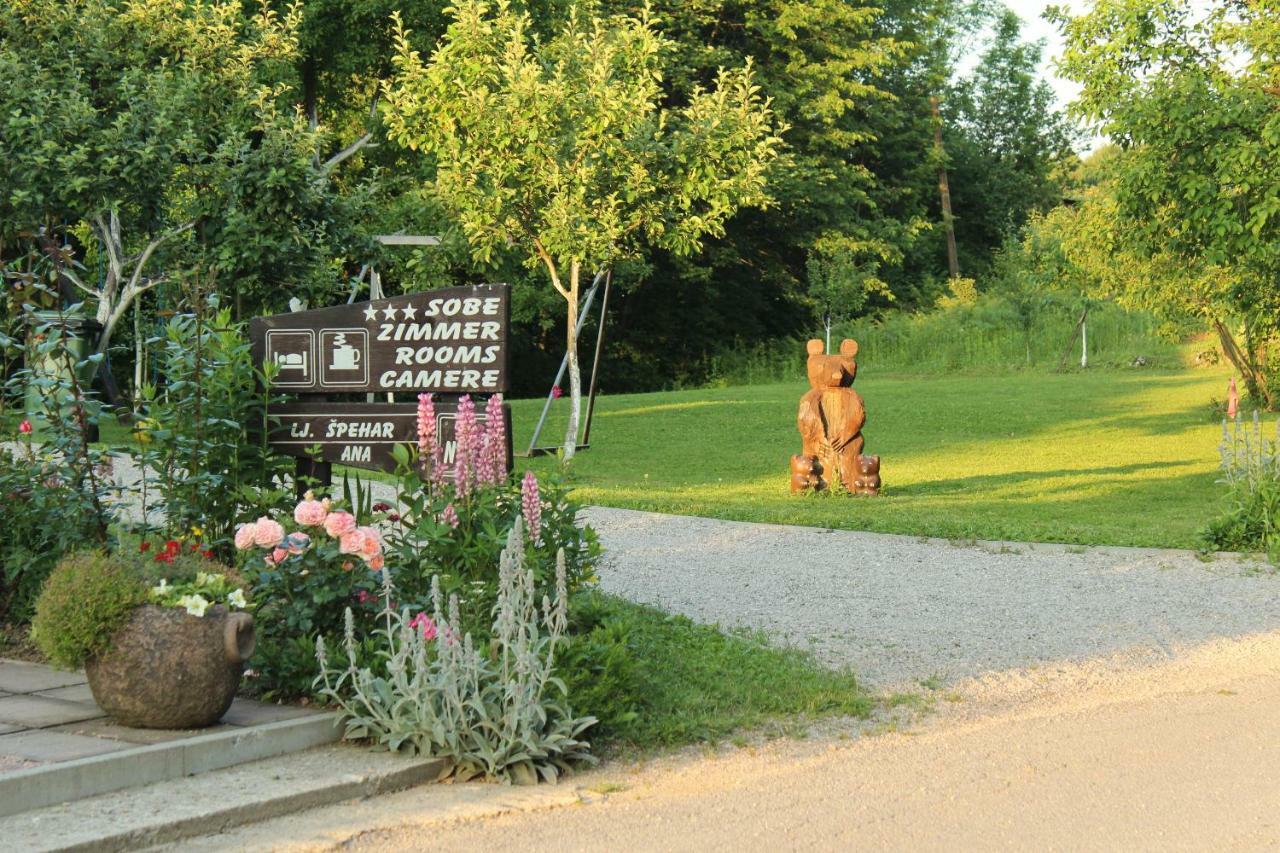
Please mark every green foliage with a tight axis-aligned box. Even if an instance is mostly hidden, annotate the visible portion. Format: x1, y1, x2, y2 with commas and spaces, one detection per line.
316, 520, 597, 784
1203, 412, 1280, 560
560, 591, 872, 750
131, 290, 292, 551
1050, 0, 1280, 407
31, 552, 148, 669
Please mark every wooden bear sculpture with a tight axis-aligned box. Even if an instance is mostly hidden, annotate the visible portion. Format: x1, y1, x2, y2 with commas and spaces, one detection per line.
795, 339, 869, 494
853, 454, 881, 496
790, 454, 826, 494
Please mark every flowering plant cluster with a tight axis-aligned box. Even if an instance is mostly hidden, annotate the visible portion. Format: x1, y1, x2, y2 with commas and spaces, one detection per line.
236, 493, 386, 699
150, 571, 248, 617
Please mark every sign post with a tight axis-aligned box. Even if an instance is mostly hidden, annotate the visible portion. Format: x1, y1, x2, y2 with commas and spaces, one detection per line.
250, 284, 511, 488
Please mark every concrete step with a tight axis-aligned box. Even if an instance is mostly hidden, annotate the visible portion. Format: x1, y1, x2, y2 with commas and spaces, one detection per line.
0, 744, 446, 852
0, 712, 343, 818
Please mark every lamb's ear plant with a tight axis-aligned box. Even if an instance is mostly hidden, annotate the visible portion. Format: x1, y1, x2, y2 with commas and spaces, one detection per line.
315, 517, 597, 784
1203, 411, 1280, 562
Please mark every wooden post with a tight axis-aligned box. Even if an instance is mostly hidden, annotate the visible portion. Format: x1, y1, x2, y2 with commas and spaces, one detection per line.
931, 96, 960, 280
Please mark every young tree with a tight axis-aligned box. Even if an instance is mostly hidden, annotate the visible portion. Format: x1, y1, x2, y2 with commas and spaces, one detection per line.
384, 1, 783, 457
1051, 0, 1280, 406
0, 0, 369, 370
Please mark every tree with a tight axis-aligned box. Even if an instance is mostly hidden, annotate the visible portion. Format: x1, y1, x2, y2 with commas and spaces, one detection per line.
0, 0, 369, 372
1051, 0, 1280, 406
384, 1, 782, 457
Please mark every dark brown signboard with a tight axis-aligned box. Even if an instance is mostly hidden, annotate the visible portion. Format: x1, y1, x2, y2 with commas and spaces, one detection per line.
268, 401, 512, 477
249, 284, 510, 395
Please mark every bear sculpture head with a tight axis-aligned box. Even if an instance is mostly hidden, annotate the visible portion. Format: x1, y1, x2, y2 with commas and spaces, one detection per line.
805, 339, 858, 390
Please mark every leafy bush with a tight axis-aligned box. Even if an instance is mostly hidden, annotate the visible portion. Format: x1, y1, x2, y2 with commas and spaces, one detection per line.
233, 496, 384, 699
30, 552, 148, 669
131, 293, 293, 554
316, 519, 596, 783
1203, 412, 1280, 560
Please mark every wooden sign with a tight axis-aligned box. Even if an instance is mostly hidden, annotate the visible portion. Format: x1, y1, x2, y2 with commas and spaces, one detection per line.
249, 284, 510, 395
268, 401, 512, 476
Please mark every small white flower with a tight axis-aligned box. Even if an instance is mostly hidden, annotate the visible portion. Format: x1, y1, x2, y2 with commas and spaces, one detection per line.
177, 594, 210, 617
150, 579, 170, 598
195, 571, 216, 587
226, 588, 247, 609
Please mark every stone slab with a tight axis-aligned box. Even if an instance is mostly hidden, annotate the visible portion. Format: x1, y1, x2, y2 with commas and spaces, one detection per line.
49, 720, 238, 747
0, 745, 445, 853
0, 722, 21, 736
0, 694, 105, 728
0, 730, 131, 762
0, 712, 342, 818
221, 697, 322, 727
33, 683, 96, 704
0, 660, 86, 694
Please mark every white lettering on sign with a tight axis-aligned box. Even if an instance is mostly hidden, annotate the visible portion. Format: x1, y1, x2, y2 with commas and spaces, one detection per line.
339, 446, 372, 463
374, 321, 502, 342
378, 368, 499, 390
324, 421, 395, 439
391, 345, 500, 366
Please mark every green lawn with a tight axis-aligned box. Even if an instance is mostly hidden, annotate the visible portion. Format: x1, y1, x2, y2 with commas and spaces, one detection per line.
514, 365, 1236, 549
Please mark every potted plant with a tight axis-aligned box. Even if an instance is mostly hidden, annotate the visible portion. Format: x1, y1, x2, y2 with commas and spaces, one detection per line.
31, 547, 254, 729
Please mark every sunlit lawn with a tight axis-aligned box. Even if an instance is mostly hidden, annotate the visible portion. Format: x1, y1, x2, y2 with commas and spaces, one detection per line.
514, 364, 1236, 549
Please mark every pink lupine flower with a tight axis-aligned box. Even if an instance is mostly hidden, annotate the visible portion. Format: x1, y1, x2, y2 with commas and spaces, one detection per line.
484, 394, 507, 482
294, 499, 327, 527
285, 532, 311, 555
408, 612, 438, 640
453, 456, 471, 498
417, 393, 436, 458
234, 522, 258, 551
521, 471, 541, 543
253, 517, 285, 548
440, 503, 460, 529
454, 395, 480, 488
338, 528, 367, 555
323, 511, 356, 537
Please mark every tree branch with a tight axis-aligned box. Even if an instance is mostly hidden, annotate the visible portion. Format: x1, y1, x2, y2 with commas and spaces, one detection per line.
323, 132, 373, 172
126, 220, 195, 295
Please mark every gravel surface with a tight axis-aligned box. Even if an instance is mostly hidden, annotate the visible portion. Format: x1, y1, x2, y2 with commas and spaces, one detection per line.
584, 506, 1280, 690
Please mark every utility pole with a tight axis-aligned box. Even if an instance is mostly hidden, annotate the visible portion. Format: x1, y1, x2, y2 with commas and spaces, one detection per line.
931, 96, 960, 279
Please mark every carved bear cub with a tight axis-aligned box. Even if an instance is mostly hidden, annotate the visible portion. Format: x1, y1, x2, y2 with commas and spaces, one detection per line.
852, 454, 881, 496
790, 454, 826, 494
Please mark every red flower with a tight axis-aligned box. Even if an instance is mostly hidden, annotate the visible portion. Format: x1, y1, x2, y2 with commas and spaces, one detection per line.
372, 502, 391, 513
190, 543, 200, 552
201, 550, 213, 559
18, 420, 33, 435
139, 542, 152, 553
551, 385, 563, 400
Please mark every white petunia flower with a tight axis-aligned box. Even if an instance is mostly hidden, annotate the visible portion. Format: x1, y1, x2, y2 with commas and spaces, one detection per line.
151, 579, 170, 598
178, 594, 210, 617
195, 571, 216, 587
226, 588, 247, 609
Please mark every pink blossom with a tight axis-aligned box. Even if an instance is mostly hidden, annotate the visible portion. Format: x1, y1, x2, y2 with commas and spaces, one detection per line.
483, 394, 507, 483
338, 528, 367, 555
551, 385, 563, 400
417, 393, 436, 464
234, 523, 258, 551
271, 546, 288, 564
18, 420, 32, 435
323, 511, 357, 537
285, 532, 311, 555
453, 395, 480, 490
408, 612, 438, 640
368, 553, 385, 571
521, 471, 542, 543
357, 526, 382, 559
253, 517, 284, 549
440, 503, 459, 529
293, 499, 327, 527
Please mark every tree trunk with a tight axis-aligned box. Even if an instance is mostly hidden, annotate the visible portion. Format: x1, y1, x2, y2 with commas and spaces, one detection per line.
563, 261, 582, 460
1214, 318, 1274, 409
931, 96, 960, 279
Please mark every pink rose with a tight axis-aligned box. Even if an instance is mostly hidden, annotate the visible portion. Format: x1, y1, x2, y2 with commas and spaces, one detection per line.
285, 532, 311, 555
368, 553, 385, 571
253, 517, 285, 549
293, 500, 328, 527
357, 526, 382, 559
234, 523, 258, 551
271, 547, 288, 564
324, 512, 357, 538
338, 528, 367, 555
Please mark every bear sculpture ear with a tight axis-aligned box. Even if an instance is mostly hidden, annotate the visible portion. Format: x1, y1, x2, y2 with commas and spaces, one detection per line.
806, 339, 824, 355
839, 339, 859, 358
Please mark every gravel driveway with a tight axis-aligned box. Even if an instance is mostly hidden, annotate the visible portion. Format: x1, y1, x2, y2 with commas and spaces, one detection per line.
584, 507, 1280, 690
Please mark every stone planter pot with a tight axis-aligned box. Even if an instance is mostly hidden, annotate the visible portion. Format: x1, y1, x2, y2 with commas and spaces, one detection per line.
85, 604, 255, 729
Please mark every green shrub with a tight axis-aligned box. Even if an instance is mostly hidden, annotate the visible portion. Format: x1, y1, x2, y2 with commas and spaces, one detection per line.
31, 552, 148, 669
1202, 413, 1280, 560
